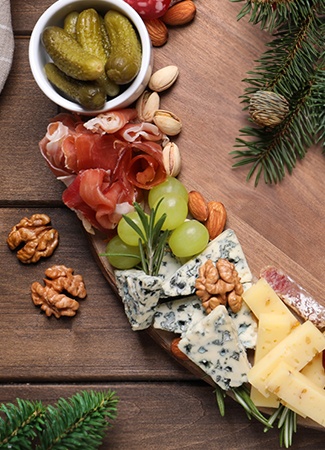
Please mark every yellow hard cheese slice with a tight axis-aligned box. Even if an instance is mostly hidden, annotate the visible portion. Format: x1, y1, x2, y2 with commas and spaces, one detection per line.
301, 352, 325, 388
265, 361, 325, 427
250, 313, 296, 408
243, 278, 299, 327
248, 320, 325, 397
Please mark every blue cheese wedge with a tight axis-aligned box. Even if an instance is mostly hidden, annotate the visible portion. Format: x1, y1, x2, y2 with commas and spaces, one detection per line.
115, 269, 162, 331
152, 295, 207, 335
161, 229, 253, 297
228, 297, 257, 350
158, 246, 182, 279
178, 305, 251, 390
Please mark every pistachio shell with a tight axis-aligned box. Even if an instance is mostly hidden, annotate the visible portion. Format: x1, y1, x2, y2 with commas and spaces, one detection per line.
148, 65, 179, 92
162, 142, 181, 177
153, 110, 182, 136
136, 90, 160, 122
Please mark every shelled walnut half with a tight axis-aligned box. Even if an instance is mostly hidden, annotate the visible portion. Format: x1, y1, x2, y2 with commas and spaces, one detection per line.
7, 213, 59, 263
195, 259, 243, 313
31, 265, 87, 319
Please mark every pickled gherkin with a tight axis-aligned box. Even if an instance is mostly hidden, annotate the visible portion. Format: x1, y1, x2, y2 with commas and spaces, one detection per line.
42, 26, 104, 81
76, 8, 120, 97
44, 63, 106, 110
104, 10, 142, 85
63, 11, 79, 39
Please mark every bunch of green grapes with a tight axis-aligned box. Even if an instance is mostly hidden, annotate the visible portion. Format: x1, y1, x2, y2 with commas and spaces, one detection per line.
105, 177, 209, 269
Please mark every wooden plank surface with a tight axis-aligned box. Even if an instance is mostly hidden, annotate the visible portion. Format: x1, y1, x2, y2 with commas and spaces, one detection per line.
0, 0, 324, 448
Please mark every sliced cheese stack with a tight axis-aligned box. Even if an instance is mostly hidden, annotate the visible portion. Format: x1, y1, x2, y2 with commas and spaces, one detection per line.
243, 278, 325, 427
266, 361, 325, 427
243, 278, 300, 407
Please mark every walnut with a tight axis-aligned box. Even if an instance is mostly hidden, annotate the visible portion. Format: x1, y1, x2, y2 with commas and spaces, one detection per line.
195, 258, 243, 313
31, 265, 87, 319
7, 214, 59, 263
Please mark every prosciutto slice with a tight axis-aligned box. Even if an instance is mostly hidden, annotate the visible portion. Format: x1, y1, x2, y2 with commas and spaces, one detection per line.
260, 266, 325, 329
83, 109, 138, 135
39, 111, 167, 233
118, 122, 164, 142
126, 141, 166, 189
63, 167, 135, 233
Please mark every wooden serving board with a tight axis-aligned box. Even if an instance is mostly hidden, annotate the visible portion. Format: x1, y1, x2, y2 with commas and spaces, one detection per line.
87, 228, 324, 431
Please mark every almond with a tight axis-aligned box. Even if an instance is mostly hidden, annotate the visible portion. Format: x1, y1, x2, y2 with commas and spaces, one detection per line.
161, 0, 197, 26
170, 337, 188, 360
205, 201, 227, 240
188, 190, 209, 222
144, 18, 168, 47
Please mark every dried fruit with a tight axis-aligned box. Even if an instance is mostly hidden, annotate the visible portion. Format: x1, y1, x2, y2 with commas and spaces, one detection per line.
148, 65, 179, 92
161, 0, 196, 26
188, 191, 209, 222
153, 109, 182, 135
162, 142, 182, 176
144, 18, 169, 47
205, 201, 227, 240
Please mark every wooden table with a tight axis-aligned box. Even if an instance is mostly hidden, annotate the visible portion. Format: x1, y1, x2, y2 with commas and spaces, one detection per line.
1, 1, 324, 448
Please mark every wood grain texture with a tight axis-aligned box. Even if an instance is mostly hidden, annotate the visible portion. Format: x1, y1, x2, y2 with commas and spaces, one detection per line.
0, 383, 324, 450
0, 0, 324, 448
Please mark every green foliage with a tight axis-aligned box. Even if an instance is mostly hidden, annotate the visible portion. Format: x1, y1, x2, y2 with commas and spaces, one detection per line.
0, 390, 118, 450
230, 0, 325, 185
0, 399, 45, 449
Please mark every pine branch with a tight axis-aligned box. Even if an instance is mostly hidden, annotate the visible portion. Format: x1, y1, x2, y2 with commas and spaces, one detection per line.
230, 0, 325, 185
0, 399, 45, 449
232, 0, 321, 32
0, 390, 118, 450
36, 390, 118, 450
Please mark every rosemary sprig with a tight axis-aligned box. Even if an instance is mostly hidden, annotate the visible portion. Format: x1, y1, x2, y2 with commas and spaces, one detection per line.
214, 385, 272, 428
114, 201, 169, 276
264, 405, 297, 448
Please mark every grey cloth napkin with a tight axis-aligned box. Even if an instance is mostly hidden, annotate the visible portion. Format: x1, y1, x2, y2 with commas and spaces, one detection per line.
0, 0, 14, 93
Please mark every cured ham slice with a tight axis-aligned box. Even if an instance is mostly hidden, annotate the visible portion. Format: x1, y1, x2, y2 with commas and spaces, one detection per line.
260, 266, 325, 329
83, 109, 138, 134
62, 167, 135, 233
118, 122, 164, 142
40, 111, 167, 233
126, 141, 166, 189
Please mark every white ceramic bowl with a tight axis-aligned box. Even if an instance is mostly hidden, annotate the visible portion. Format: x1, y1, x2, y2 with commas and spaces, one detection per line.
29, 0, 153, 114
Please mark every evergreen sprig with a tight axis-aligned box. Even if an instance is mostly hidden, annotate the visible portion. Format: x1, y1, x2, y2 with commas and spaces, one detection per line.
0, 399, 45, 449
230, 0, 325, 185
0, 390, 118, 450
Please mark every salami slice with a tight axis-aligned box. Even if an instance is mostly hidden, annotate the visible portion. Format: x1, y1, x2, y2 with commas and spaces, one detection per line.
260, 266, 325, 330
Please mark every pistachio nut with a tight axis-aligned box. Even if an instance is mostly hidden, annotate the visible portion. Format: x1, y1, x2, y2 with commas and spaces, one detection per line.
136, 90, 160, 122
162, 142, 181, 177
153, 110, 182, 136
148, 65, 179, 92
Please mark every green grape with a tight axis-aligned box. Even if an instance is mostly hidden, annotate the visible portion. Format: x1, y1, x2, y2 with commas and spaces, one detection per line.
117, 210, 148, 246
105, 235, 141, 269
169, 220, 209, 258
148, 177, 188, 208
154, 193, 188, 230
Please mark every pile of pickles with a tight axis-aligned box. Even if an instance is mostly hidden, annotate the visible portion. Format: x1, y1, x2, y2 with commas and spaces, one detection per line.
42, 8, 142, 110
